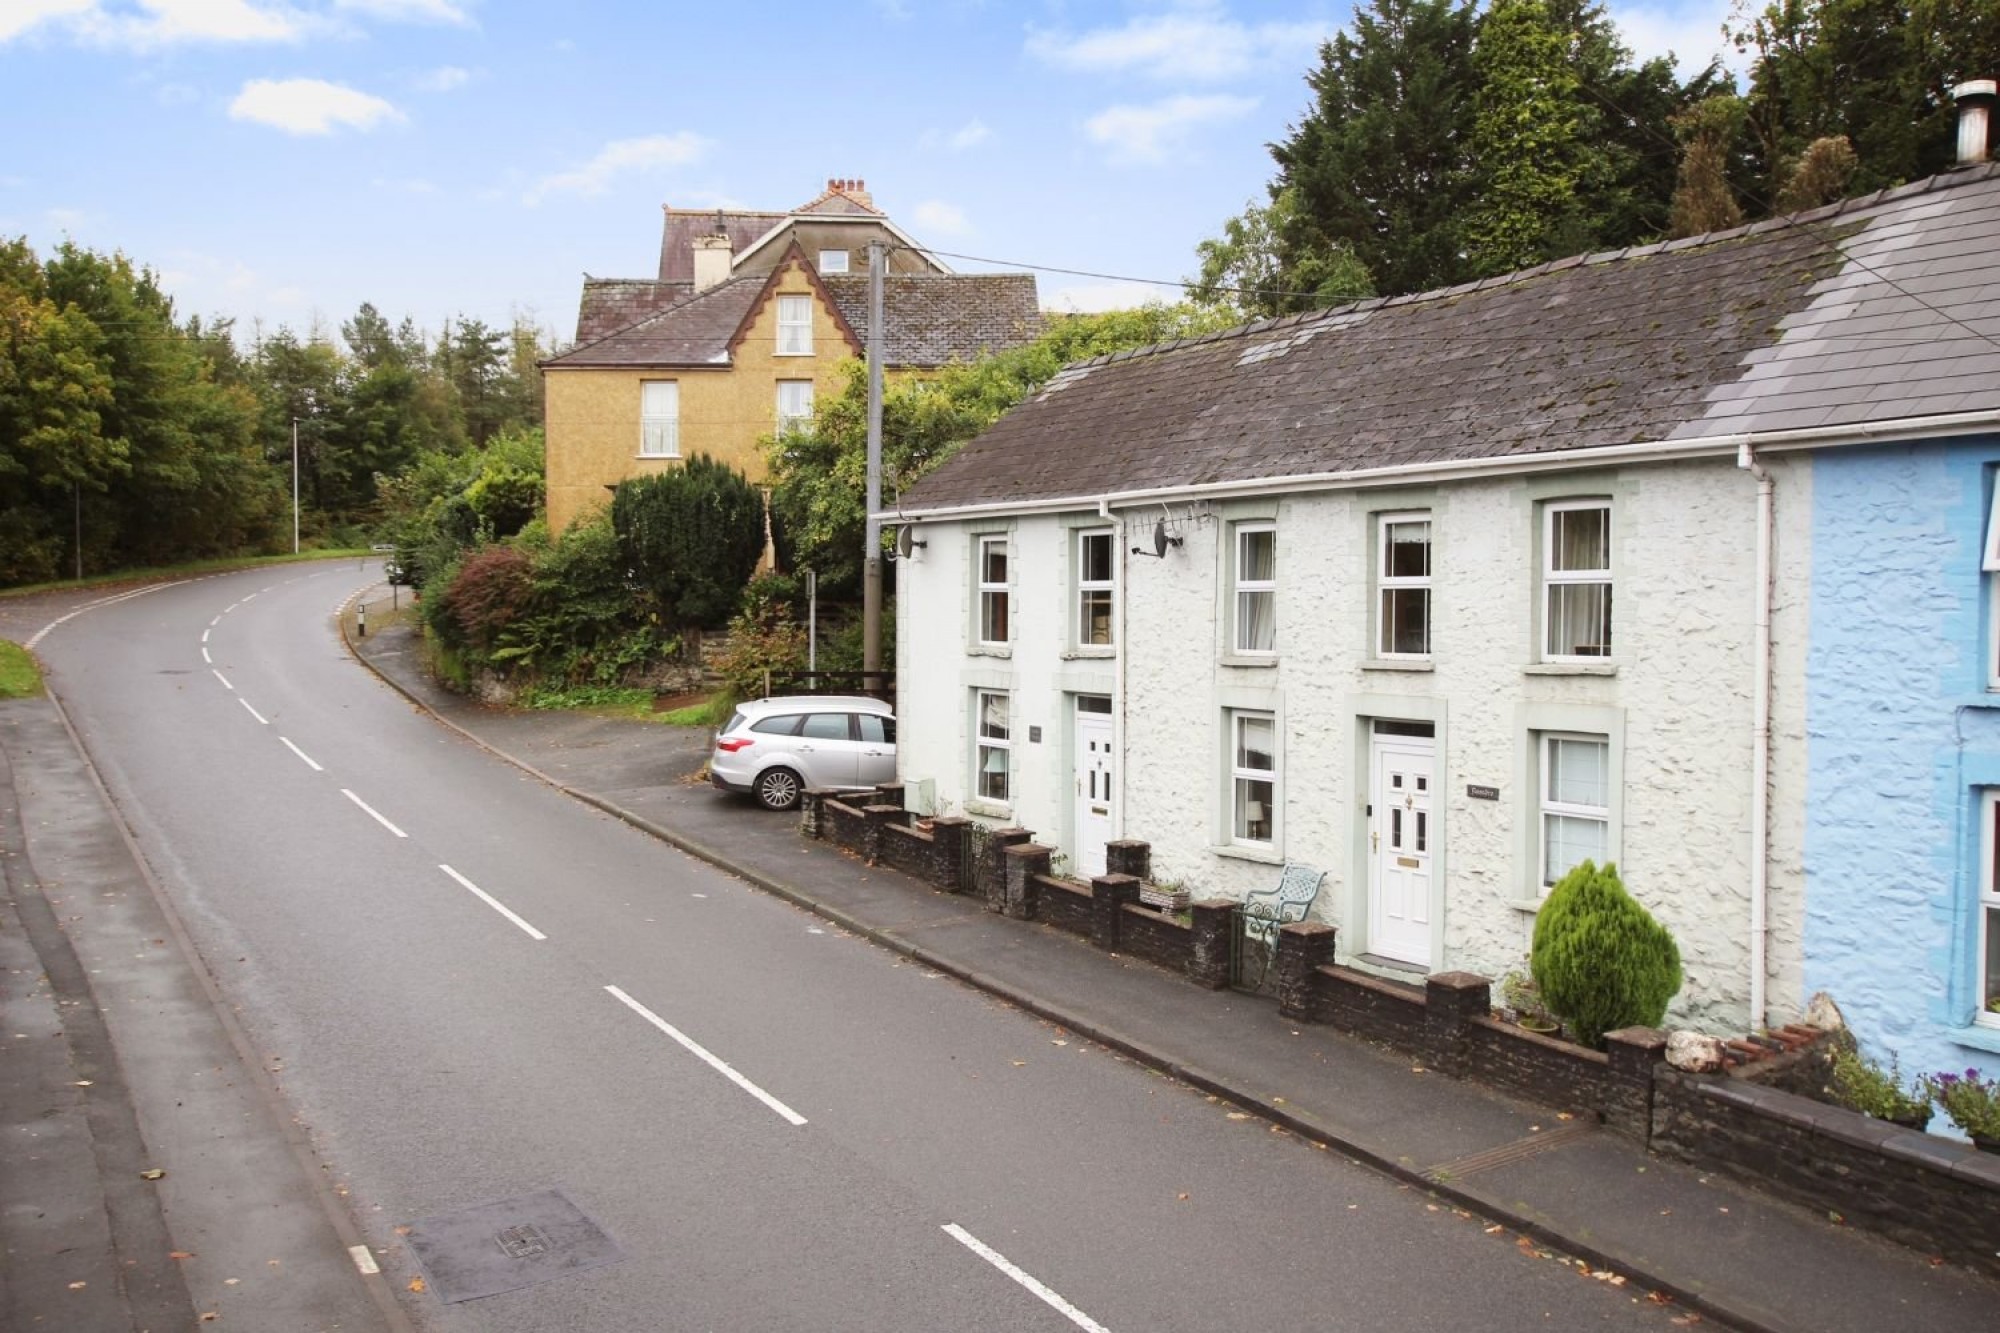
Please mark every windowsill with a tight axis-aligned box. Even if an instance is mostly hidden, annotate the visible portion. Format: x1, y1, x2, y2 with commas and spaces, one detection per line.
635, 454, 681, 462
1062, 648, 1116, 660
1506, 896, 1546, 915
1960, 693, 2000, 709
1219, 654, 1278, 670
1214, 842, 1283, 866
1361, 658, 1434, 673
1523, 662, 1619, 677
773, 350, 814, 357
964, 797, 1012, 820
1949, 1023, 2000, 1054
968, 645, 1012, 659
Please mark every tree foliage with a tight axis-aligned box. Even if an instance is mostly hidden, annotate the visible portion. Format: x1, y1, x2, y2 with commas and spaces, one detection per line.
1531, 860, 1683, 1047
1189, 187, 1376, 318
611, 455, 767, 630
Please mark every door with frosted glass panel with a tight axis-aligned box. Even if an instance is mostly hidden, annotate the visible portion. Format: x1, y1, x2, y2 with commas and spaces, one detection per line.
1369, 735, 1434, 967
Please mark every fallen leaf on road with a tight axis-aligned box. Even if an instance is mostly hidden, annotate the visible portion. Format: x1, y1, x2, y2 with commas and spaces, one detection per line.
139, 1169, 165, 1180
169, 1251, 194, 1261
1011, 1060, 1026, 1067
409, 1277, 426, 1293
1177, 1193, 1189, 1201
393, 1226, 411, 1236
1051, 1039, 1068, 1047
1647, 1291, 1675, 1305
1557, 1111, 1575, 1121
73, 1080, 92, 1087
1484, 1225, 1503, 1234
224, 1278, 239, 1286
1226, 1112, 1251, 1121
68, 1282, 86, 1290
199, 1313, 218, 1322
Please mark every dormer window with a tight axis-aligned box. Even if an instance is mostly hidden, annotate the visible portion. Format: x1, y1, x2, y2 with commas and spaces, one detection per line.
819, 250, 850, 274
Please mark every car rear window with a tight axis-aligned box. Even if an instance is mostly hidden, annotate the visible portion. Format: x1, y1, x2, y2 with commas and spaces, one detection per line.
751, 714, 804, 736
799, 713, 852, 740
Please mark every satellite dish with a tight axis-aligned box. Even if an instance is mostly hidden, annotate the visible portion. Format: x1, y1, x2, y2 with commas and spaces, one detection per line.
1152, 520, 1170, 558
896, 526, 925, 558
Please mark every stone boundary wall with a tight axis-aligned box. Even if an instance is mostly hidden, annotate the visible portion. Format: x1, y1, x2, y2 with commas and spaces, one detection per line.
800, 785, 2000, 1275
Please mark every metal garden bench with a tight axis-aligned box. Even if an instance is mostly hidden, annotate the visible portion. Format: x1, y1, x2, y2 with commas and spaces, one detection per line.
1238, 862, 1326, 989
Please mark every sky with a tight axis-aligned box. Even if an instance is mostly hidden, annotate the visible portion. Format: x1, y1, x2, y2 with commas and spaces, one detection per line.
0, 0, 1750, 350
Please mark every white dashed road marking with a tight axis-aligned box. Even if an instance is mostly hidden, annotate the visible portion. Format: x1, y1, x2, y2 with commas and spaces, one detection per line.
439, 865, 546, 941
603, 985, 806, 1126
239, 698, 268, 725
941, 1225, 1112, 1333
280, 737, 323, 772
340, 789, 407, 838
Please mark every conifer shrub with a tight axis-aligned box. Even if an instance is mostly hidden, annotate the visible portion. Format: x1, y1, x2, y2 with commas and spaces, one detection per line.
1530, 860, 1682, 1047
610, 455, 766, 629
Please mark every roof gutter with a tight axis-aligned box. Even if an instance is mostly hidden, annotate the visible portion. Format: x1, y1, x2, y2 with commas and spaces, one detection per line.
884, 408, 2000, 524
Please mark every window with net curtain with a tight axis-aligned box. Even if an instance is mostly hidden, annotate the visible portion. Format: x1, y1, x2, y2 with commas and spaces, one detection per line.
1378, 512, 1431, 656
1544, 501, 1612, 658
1980, 792, 2000, 1027
1235, 523, 1276, 655
1231, 711, 1276, 844
1076, 529, 1114, 647
977, 537, 1009, 645
976, 691, 1011, 802
639, 380, 679, 457
777, 295, 813, 355
1541, 733, 1609, 885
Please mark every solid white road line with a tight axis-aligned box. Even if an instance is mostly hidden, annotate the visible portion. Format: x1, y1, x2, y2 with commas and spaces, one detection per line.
25, 582, 183, 650
239, 698, 268, 725
340, 789, 408, 839
202, 647, 212, 664
348, 1245, 379, 1275
941, 1225, 1111, 1333
280, 737, 323, 772
602, 985, 807, 1126
439, 865, 547, 941
211, 668, 233, 691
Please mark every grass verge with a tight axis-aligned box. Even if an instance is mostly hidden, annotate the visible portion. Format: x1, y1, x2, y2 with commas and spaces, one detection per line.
0, 642, 44, 698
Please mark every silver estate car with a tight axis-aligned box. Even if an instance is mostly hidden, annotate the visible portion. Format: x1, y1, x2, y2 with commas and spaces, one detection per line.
708, 696, 896, 811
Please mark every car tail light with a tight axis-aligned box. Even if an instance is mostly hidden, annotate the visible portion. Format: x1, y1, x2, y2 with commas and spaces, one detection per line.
716, 737, 754, 753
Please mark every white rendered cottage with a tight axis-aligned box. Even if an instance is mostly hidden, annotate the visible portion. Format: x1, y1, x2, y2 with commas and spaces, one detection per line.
888, 164, 2000, 1035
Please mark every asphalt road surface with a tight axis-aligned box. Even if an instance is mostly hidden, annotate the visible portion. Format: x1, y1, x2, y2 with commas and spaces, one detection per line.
26, 563, 1700, 1331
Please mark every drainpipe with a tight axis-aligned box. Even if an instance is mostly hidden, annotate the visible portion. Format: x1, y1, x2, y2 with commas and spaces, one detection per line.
1738, 443, 1774, 1031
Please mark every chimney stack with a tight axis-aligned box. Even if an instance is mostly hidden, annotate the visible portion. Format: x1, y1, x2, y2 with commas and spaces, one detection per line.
691, 232, 732, 292
827, 177, 874, 209
1956, 79, 1996, 165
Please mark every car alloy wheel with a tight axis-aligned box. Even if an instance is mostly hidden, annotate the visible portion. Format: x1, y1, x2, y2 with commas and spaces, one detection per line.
755, 767, 803, 811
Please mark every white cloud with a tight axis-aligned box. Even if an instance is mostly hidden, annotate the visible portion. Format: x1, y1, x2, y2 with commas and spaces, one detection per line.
335, 0, 472, 24
523, 133, 712, 206
1043, 279, 1181, 313
948, 119, 990, 151
1615, 2, 1748, 80
229, 78, 405, 135
415, 64, 470, 92
1085, 93, 1258, 164
1027, 5, 1329, 82
0, 0, 92, 43
77, 0, 306, 48
912, 200, 971, 236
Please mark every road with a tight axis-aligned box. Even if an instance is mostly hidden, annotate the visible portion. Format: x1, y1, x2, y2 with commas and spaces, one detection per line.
25, 562, 1695, 1331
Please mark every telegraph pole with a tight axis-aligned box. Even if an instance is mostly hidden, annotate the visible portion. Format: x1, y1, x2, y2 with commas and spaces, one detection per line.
292, 417, 301, 555
862, 240, 884, 687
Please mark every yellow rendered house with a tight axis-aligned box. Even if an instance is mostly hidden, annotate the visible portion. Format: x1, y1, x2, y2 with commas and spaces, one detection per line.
541, 179, 1040, 533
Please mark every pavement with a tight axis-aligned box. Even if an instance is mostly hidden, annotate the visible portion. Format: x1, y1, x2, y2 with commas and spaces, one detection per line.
6, 579, 2000, 1332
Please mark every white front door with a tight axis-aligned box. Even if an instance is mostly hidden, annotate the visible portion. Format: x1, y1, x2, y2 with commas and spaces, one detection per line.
1368, 734, 1434, 967
1073, 698, 1114, 878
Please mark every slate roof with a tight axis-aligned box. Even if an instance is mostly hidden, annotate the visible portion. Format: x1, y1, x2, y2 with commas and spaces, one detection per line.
545, 269, 1041, 371
900, 164, 2000, 516
655, 182, 880, 281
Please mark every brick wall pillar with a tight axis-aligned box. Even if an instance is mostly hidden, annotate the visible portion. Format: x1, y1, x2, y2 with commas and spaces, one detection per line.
1603, 1026, 1668, 1142
799, 789, 827, 840
1186, 899, 1234, 990
1276, 921, 1337, 1021
875, 782, 905, 811
1423, 972, 1493, 1078
1089, 873, 1141, 950
860, 803, 902, 864
1000, 843, 1050, 920
982, 828, 1032, 911
1105, 840, 1151, 882
927, 816, 970, 891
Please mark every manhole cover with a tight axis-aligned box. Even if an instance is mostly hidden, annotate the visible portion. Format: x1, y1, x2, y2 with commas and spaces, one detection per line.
401, 1186, 625, 1304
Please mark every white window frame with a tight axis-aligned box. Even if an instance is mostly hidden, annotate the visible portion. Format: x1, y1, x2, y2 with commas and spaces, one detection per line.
1979, 791, 2000, 1027
1539, 731, 1611, 889
776, 379, 814, 434
1984, 484, 2000, 690
1543, 500, 1613, 661
776, 294, 813, 356
1377, 510, 1431, 658
1232, 521, 1277, 657
639, 380, 679, 458
818, 249, 850, 274
1075, 528, 1115, 649
977, 535, 1010, 647
1228, 709, 1277, 847
975, 690, 1011, 804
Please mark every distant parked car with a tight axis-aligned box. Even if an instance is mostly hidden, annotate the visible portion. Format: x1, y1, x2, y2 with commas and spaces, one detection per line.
708, 696, 896, 811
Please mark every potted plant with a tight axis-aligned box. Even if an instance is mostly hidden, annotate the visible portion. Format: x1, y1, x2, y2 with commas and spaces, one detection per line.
1923, 1068, 2000, 1150
1827, 1047, 1931, 1128
1501, 970, 1559, 1035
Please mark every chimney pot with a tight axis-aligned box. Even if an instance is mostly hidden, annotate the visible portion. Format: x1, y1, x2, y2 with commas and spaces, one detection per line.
1955, 79, 1997, 165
